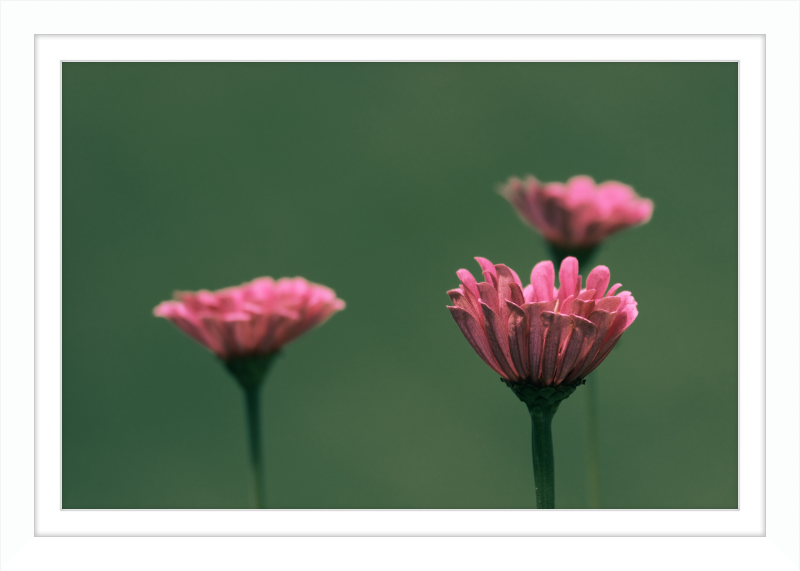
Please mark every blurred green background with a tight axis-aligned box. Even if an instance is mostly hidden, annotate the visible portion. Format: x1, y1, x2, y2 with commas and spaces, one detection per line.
62, 63, 737, 509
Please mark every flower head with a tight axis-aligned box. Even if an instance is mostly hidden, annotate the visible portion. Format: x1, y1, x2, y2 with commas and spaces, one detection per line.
447, 257, 637, 386
154, 277, 345, 360
499, 175, 653, 250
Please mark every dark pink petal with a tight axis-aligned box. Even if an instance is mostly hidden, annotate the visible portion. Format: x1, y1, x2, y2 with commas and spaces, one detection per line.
539, 313, 575, 386
576, 289, 596, 301
523, 300, 557, 381
574, 309, 616, 379
477, 282, 499, 315
531, 261, 556, 302
447, 289, 478, 316
558, 294, 575, 316
448, 306, 504, 377
556, 315, 597, 385
507, 282, 525, 306
570, 299, 595, 319
594, 296, 622, 313
495, 264, 524, 327
586, 266, 611, 300
507, 266, 524, 290
581, 336, 621, 377
481, 302, 518, 380
506, 301, 530, 380
496, 264, 523, 302
456, 269, 482, 310
602, 292, 638, 343
475, 257, 498, 287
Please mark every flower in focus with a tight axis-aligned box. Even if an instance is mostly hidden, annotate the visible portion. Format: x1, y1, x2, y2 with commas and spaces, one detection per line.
499, 175, 653, 250
154, 276, 345, 361
447, 256, 637, 386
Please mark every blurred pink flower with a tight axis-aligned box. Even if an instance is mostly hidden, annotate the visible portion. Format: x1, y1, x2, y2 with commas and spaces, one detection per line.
154, 277, 345, 360
447, 256, 638, 386
499, 175, 653, 250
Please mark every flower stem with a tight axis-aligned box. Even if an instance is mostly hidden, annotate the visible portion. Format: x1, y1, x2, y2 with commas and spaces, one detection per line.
506, 381, 582, 509
223, 353, 278, 509
529, 405, 557, 509
243, 383, 266, 509
584, 378, 602, 508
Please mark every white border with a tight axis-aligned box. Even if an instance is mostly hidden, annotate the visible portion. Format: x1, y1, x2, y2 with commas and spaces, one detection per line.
35, 34, 762, 536
2, 2, 797, 571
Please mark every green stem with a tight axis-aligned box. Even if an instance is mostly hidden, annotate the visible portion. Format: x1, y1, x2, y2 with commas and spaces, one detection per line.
584, 378, 602, 508
223, 353, 277, 509
243, 383, 266, 509
529, 405, 556, 509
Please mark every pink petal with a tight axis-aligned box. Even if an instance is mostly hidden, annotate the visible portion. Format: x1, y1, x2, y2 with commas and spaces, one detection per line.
507, 266, 524, 290
456, 269, 482, 309
480, 302, 518, 380
476, 282, 499, 315
448, 306, 504, 377
506, 301, 530, 380
447, 289, 477, 316
557, 256, 580, 305
539, 313, 575, 386
496, 264, 524, 304
523, 300, 558, 380
602, 293, 639, 343
586, 266, 611, 300
570, 298, 595, 319
594, 296, 622, 313
556, 315, 597, 385
531, 261, 556, 302
558, 294, 575, 316
475, 257, 498, 287
522, 284, 535, 303
574, 309, 616, 379
606, 283, 622, 297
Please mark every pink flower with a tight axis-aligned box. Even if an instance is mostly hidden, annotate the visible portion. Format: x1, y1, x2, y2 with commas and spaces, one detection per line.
499, 175, 653, 250
154, 277, 345, 360
447, 257, 638, 386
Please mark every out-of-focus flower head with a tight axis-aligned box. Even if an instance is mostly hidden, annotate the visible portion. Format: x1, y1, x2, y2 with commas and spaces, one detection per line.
499, 175, 653, 250
154, 277, 345, 361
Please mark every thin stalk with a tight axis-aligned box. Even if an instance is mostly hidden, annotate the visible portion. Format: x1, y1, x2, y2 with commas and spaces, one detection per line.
584, 378, 602, 508
529, 406, 556, 509
224, 353, 277, 509
243, 383, 266, 509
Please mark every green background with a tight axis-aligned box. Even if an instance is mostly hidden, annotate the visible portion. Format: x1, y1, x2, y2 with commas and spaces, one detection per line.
62, 63, 737, 509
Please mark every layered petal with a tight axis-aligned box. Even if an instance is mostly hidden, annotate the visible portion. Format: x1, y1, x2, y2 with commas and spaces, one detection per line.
154, 276, 345, 360
481, 302, 518, 380
448, 306, 504, 377
531, 261, 556, 302
447, 258, 637, 387
499, 174, 653, 249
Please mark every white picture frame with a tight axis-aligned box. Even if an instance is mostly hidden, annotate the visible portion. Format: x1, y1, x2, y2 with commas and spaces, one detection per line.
1, 1, 797, 569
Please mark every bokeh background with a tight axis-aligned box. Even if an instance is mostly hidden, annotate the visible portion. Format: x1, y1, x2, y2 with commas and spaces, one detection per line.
62, 63, 737, 509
